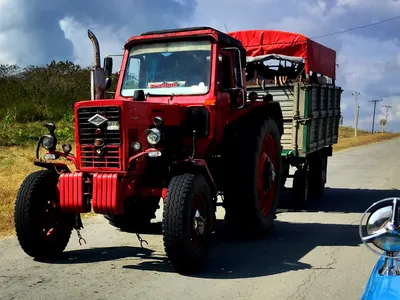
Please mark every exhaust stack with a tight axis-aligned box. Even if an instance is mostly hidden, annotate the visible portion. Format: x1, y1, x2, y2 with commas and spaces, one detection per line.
87, 30, 105, 100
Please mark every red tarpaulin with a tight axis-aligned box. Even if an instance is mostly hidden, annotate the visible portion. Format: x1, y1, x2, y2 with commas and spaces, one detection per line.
228, 30, 336, 79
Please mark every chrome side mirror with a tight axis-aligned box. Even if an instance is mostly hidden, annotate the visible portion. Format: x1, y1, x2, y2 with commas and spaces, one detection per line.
359, 198, 400, 256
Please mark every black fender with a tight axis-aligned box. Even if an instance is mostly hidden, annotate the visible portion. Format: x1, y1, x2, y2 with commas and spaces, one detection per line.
264, 101, 284, 137
34, 161, 71, 174
248, 101, 284, 138
169, 159, 218, 208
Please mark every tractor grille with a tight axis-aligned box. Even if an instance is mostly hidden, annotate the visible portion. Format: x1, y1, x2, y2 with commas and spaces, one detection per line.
77, 106, 121, 145
80, 145, 121, 169
77, 106, 122, 169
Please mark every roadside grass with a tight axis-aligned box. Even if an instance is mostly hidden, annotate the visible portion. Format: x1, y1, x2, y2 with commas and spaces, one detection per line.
1, 126, 399, 237
0, 143, 95, 237
333, 127, 400, 152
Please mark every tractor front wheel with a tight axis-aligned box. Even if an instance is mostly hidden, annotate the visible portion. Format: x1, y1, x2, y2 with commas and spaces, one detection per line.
162, 173, 214, 274
14, 170, 74, 259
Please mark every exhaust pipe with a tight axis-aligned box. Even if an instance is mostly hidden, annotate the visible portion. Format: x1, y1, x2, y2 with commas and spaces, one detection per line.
87, 30, 105, 100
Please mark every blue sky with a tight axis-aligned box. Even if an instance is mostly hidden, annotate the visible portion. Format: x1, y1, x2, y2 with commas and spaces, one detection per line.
1, 0, 400, 132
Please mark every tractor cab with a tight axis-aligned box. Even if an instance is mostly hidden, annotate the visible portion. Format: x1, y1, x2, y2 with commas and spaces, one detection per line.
102, 27, 247, 109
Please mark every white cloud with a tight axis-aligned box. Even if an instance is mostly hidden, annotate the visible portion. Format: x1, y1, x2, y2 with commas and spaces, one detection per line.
59, 17, 126, 69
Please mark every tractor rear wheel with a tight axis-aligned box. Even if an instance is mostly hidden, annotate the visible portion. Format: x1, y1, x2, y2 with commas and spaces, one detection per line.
162, 173, 214, 274
223, 116, 282, 237
14, 170, 74, 259
104, 197, 160, 232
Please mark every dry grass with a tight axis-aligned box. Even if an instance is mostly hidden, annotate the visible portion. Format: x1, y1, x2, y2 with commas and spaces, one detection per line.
1, 127, 399, 237
0, 143, 95, 237
333, 127, 400, 152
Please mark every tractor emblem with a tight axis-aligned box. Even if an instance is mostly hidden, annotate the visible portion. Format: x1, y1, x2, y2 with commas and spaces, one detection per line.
88, 114, 108, 126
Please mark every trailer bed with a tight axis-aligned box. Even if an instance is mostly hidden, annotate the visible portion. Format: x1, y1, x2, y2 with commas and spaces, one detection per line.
248, 82, 342, 157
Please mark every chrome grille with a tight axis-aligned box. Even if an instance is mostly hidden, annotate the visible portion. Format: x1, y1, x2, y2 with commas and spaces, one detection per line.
80, 145, 121, 169
77, 106, 121, 145
77, 106, 122, 169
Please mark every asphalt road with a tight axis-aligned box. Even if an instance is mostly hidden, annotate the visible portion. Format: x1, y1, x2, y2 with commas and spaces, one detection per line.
1, 138, 400, 300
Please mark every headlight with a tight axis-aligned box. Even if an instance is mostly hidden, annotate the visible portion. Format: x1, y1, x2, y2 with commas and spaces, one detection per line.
146, 128, 161, 145
42, 135, 56, 150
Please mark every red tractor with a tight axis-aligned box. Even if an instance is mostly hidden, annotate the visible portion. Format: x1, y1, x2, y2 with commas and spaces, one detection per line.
14, 27, 284, 273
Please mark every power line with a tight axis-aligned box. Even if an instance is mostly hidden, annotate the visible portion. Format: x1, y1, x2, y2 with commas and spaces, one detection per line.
369, 99, 382, 134
311, 15, 400, 39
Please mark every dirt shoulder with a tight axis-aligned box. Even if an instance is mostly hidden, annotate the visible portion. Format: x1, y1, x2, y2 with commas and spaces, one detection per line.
333, 128, 400, 152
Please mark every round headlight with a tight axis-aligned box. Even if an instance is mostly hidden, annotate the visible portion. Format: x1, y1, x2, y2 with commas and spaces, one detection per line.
42, 135, 56, 150
146, 128, 161, 145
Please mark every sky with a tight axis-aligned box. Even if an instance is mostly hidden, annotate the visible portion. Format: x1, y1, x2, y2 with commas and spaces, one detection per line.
1, 0, 400, 132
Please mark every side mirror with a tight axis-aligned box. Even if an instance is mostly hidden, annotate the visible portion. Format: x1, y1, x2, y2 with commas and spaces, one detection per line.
103, 56, 113, 77
360, 198, 400, 254
105, 77, 112, 90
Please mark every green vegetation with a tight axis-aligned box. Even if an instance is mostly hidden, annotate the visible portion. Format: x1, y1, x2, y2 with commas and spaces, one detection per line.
0, 61, 118, 146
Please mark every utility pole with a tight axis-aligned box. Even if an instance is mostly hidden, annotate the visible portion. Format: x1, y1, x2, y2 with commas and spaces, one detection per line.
369, 99, 382, 134
352, 91, 360, 137
381, 105, 392, 133
382, 104, 392, 120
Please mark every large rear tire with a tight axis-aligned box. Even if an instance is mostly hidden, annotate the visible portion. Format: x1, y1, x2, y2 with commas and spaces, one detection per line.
162, 173, 214, 274
14, 170, 74, 259
223, 115, 282, 237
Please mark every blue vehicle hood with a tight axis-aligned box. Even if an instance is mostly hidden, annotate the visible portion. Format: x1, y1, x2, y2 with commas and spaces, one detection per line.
361, 256, 400, 300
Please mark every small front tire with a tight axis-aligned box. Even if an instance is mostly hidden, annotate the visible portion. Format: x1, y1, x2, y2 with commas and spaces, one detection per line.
162, 173, 214, 274
14, 170, 74, 259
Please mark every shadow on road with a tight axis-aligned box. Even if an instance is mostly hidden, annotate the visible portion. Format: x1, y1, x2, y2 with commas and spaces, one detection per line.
36, 246, 156, 264
278, 187, 400, 214
309, 187, 400, 213
36, 219, 360, 279
36, 187, 397, 278
123, 219, 360, 278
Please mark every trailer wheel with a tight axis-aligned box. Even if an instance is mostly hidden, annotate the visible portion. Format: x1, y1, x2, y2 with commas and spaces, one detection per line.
292, 166, 309, 211
14, 170, 74, 259
223, 116, 282, 237
281, 162, 290, 190
104, 197, 160, 232
309, 156, 327, 197
162, 173, 213, 274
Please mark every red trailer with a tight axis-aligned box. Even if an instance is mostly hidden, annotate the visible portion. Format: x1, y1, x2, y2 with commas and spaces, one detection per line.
229, 29, 336, 80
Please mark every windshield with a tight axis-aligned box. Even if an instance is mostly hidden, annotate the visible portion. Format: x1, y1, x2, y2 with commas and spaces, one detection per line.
121, 40, 212, 97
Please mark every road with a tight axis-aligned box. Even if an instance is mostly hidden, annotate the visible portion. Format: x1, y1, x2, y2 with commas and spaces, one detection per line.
1, 138, 400, 300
